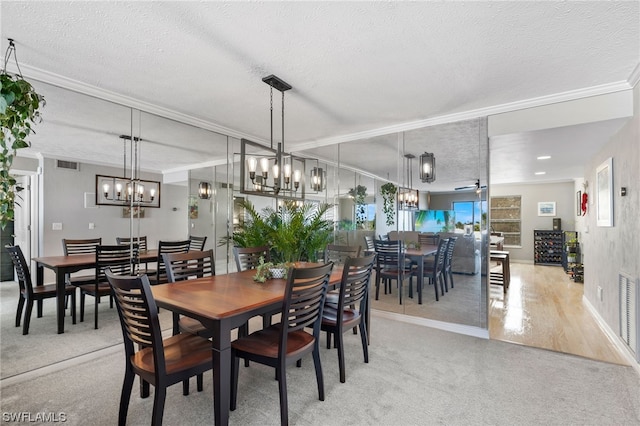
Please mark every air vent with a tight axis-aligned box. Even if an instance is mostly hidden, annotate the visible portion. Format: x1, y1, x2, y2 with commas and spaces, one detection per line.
56, 160, 80, 171
619, 272, 638, 360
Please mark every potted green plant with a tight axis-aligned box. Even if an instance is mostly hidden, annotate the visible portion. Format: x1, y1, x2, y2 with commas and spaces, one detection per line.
380, 182, 397, 226
1, 40, 45, 229
252, 256, 294, 283
223, 199, 334, 270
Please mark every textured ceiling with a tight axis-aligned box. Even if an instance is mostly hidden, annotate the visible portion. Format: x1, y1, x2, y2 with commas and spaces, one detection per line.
1, 1, 639, 191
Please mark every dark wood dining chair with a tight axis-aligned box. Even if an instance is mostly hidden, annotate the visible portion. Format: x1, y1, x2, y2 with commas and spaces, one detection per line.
321, 253, 375, 383
151, 239, 190, 285
78, 244, 137, 329
373, 239, 413, 304
62, 238, 102, 287
443, 236, 458, 290
323, 244, 361, 265
411, 238, 448, 301
163, 249, 215, 337
5, 245, 76, 335
116, 235, 155, 274
230, 262, 334, 426
105, 269, 213, 426
363, 235, 375, 251
233, 245, 270, 272
188, 235, 207, 251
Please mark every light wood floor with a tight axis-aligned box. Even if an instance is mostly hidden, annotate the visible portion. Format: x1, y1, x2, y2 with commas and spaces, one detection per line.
489, 262, 629, 365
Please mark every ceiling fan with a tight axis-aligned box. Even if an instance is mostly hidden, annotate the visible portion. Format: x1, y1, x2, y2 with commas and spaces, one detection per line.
454, 179, 486, 192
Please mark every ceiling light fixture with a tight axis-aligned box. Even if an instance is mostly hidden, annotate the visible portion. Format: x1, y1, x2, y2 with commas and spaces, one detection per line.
240, 75, 306, 201
96, 135, 161, 208
310, 165, 326, 192
198, 181, 212, 199
535, 171, 546, 175
537, 155, 551, 160
419, 152, 436, 183
398, 154, 419, 210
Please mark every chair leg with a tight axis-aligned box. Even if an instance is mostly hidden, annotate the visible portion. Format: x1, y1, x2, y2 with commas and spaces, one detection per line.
151, 384, 167, 426
183, 379, 190, 396
119, 368, 135, 426
312, 344, 325, 401
71, 291, 77, 325
432, 276, 439, 301
197, 374, 203, 392
336, 329, 346, 383
37, 300, 43, 318
172, 313, 181, 335
140, 378, 150, 398
326, 330, 332, 349
277, 365, 289, 426
23, 300, 34, 335
15, 296, 25, 327
80, 292, 86, 322
230, 352, 240, 411
449, 270, 454, 289
375, 275, 380, 300
359, 321, 369, 364
94, 295, 99, 329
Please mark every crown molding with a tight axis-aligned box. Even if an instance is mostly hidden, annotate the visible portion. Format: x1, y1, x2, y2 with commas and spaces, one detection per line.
9, 63, 269, 145
11, 62, 634, 161
291, 80, 633, 152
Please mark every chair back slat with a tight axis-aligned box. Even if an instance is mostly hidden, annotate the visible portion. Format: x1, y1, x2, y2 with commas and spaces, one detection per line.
5, 245, 33, 297
339, 253, 376, 311
323, 244, 361, 265
445, 236, 457, 268
435, 238, 449, 271
63, 238, 102, 255
156, 240, 191, 284
188, 235, 207, 251
233, 246, 270, 271
164, 249, 215, 282
106, 270, 165, 367
364, 236, 375, 251
281, 263, 333, 341
97, 245, 137, 283
116, 236, 148, 252
373, 239, 404, 268
418, 233, 439, 247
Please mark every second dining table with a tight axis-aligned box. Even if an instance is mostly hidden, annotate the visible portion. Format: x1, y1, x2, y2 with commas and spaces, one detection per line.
151, 263, 344, 426
32, 249, 158, 334
403, 244, 438, 304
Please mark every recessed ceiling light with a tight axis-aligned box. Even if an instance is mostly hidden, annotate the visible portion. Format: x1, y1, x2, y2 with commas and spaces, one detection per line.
535, 171, 546, 175
537, 155, 551, 160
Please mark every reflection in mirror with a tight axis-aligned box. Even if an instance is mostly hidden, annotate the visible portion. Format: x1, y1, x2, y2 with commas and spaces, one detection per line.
299, 118, 488, 330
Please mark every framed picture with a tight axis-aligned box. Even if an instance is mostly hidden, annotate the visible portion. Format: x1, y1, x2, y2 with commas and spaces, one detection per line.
537, 201, 556, 217
596, 157, 613, 227
189, 196, 198, 219
122, 206, 145, 218
576, 191, 581, 216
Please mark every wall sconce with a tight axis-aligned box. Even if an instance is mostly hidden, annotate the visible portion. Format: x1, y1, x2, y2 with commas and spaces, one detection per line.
198, 181, 212, 199
310, 166, 326, 192
420, 152, 436, 183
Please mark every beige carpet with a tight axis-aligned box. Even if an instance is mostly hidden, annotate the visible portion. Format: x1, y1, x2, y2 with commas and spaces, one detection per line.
2, 280, 640, 425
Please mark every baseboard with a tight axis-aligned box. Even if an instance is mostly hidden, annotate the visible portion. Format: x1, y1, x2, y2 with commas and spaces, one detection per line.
582, 295, 640, 375
372, 309, 489, 339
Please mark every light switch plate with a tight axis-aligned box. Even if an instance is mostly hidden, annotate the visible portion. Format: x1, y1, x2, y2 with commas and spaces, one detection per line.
52, 222, 63, 230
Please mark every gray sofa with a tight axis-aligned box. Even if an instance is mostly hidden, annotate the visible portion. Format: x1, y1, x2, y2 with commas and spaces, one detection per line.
387, 231, 480, 274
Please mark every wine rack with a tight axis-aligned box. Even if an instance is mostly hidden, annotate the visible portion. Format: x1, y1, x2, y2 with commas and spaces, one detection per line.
533, 230, 563, 266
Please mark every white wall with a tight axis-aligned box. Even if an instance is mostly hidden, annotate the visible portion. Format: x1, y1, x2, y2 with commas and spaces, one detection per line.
582, 82, 640, 335
41, 158, 188, 258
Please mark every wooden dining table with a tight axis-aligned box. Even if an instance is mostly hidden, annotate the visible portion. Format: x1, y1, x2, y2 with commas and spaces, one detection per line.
151, 264, 344, 426
32, 249, 158, 334
404, 244, 438, 304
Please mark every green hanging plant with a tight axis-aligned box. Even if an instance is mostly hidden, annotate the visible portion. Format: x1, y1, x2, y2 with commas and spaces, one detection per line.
348, 185, 368, 228
1, 40, 45, 229
380, 182, 397, 226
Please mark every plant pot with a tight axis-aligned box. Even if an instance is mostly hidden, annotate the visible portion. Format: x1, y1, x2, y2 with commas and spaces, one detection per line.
269, 268, 286, 279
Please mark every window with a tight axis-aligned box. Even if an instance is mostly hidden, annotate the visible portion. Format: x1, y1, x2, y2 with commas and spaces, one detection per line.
453, 201, 487, 233
490, 196, 521, 247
